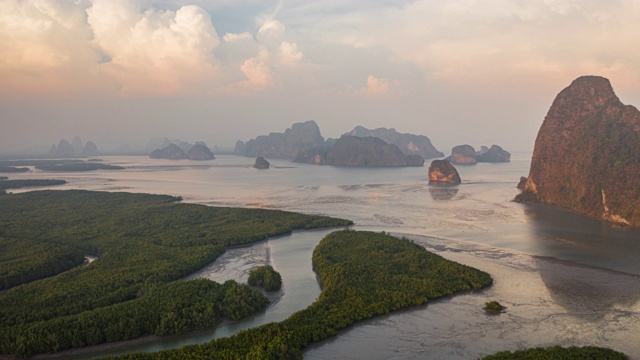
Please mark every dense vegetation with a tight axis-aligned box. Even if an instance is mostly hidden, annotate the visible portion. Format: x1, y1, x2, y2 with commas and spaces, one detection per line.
107, 230, 493, 359
0, 237, 85, 290
248, 265, 282, 291
0, 179, 66, 190
481, 345, 628, 359
0, 190, 351, 357
35, 163, 124, 171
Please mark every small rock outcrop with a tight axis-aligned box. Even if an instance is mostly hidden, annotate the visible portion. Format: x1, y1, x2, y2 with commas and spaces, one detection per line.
294, 136, 424, 167
253, 157, 270, 169
344, 126, 444, 159
477, 145, 511, 163
517, 176, 527, 189
516, 75, 640, 228
187, 144, 215, 160
428, 160, 461, 185
448, 145, 477, 164
149, 144, 187, 159
235, 120, 326, 159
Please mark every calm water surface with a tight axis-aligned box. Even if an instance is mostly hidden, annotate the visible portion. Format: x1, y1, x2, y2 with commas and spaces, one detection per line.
10, 154, 640, 359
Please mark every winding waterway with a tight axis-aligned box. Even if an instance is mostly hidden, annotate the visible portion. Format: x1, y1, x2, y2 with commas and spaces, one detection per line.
10, 154, 640, 359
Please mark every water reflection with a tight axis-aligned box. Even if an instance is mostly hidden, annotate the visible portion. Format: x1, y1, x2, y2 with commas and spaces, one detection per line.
534, 256, 640, 318
522, 202, 640, 275
428, 187, 459, 201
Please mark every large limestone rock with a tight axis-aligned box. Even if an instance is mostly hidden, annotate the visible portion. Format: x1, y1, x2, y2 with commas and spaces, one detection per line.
149, 144, 187, 159
236, 120, 326, 159
187, 143, 215, 160
516, 76, 640, 228
428, 160, 461, 185
294, 136, 424, 167
344, 126, 443, 159
448, 144, 477, 164
477, 145, 511, 163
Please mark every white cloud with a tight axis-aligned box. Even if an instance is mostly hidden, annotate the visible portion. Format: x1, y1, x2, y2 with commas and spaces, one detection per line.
223, 32, 253, 43
219, 46, 274, 94
86, 0, 220, 95
277, 41, 303, 66
0, 0, 98, 95
356, 75, 400, 96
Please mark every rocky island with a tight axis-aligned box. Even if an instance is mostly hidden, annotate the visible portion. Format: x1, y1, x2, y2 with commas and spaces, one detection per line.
448, 144, 478, 164
344, 126, 443, 159
150, 143, 215, 160
187, 143, 215, 160
516, 75, 640, 228
294, 136, 424, 167
428, 160, 461, 185
447, 144, 510, 164
477, 145, 510, 163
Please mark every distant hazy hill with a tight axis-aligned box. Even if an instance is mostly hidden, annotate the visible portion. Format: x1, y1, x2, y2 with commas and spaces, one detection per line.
294, 136, 424, 167
344, 126, 443, 159
235, 120, 325, 160
517, 76, 640, 228
48, 138, 100, 158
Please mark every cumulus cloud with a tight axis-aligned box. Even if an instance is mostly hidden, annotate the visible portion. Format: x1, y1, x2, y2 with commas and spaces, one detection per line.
218, 46, 274, 94
217, 16, 308, 95
278, 41, 303, 66
0, 0, 98, 95
86, 0, 221, 96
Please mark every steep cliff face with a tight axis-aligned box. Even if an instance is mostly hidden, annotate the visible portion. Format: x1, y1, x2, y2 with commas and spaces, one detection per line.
517, 76, 640, 228
294, 136, 424, 167
345, 126, 443, 159
236, 120, 326, 159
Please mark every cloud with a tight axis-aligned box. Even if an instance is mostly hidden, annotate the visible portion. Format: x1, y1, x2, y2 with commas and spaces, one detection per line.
218, 46, 274, 94
277, 41, 303, 66
86, 0, 221, 96
0, 0, 99, 96
356, 75, 399, 96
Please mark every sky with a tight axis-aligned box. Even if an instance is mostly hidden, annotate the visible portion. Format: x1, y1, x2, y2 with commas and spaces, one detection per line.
1, 0, 640, 155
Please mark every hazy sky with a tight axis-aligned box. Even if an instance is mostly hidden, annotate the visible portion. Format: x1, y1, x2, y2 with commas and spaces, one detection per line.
2, 0, 640, 154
